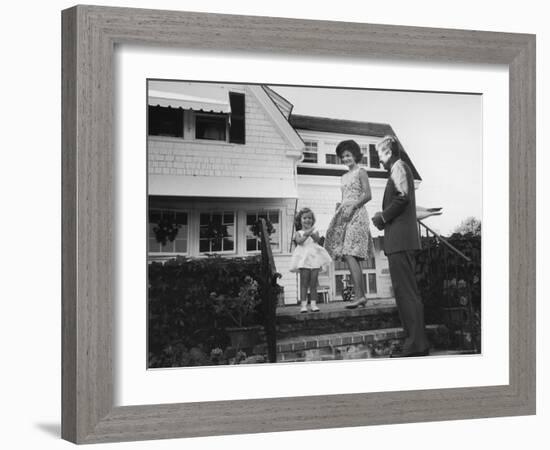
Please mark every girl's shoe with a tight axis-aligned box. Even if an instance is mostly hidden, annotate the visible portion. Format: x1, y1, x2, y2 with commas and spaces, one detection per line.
300, 301, 308, 313
345, 297, 368, 309
310, 302, 320, 313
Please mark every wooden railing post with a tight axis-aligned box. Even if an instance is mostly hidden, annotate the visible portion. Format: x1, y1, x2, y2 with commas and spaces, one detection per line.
258, 218, 281, 363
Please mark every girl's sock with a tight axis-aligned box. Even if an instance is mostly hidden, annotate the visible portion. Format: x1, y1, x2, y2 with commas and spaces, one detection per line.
310, 300, 320, 312
300, 301, 308, 313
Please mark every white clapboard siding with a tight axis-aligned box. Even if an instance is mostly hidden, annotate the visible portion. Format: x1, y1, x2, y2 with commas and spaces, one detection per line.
272, 254, 298, 305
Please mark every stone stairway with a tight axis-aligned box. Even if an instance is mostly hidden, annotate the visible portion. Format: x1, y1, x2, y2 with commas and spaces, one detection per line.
253, 299, 450, 362
276, 300, 401, 339
274, 324, 448, 362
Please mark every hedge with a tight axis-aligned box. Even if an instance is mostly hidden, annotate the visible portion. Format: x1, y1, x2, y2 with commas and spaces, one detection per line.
147, 255, 264, 367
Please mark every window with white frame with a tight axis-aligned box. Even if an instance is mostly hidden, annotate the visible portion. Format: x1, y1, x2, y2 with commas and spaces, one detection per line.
360, 144, 369, 166
368, 273, 378, 294
245, 210, 281, 252
334, 258, 377, 298
302, 140, 318, 163
199, 211, 235, 253
324, 142, 337, 165
335, 273, 378, 297
195, 113, 228, 141
148, 210, 188, 254
325, 153, 339, 165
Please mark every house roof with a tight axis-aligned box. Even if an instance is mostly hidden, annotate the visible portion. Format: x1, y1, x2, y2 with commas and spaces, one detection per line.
289, 114, 422, 180
262, 86, 294, 118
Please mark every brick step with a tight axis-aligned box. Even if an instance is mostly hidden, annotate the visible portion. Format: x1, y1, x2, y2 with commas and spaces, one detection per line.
276, 300, 401, 339
254, 324, 449, 362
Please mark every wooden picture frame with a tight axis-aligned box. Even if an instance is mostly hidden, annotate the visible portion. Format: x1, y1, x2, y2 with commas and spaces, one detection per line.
61, 5, 536, 444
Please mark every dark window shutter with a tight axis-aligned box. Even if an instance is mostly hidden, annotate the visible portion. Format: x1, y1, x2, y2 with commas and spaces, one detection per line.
229, 92, 245, 144
369, 144, 380, 169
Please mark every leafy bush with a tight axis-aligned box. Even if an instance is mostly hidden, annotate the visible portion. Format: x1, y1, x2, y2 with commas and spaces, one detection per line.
416, 233, 481, 350
148, 255, 265, 368
211, 276, 261, 328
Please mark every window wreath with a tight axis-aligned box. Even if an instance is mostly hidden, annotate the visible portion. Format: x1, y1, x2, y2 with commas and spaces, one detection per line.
250, 218, 275, 239
203, 221, 229, 246
153, 217, 182, 246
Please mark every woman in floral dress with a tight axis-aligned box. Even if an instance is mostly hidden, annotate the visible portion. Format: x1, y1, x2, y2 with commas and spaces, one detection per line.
324, 140, 374, 309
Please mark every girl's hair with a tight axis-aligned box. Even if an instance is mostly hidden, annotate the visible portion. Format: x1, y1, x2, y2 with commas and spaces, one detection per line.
335, 139, 362, 163
294, 207, 316, 231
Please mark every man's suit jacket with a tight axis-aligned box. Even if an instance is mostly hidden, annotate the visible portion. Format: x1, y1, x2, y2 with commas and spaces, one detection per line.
381, 159, 421, 255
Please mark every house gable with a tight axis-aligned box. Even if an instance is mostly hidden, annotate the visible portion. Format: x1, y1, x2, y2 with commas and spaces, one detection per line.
250, 85, 303, 157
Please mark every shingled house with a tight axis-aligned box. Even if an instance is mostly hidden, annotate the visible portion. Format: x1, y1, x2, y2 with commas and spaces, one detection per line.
148, 81, 421, 305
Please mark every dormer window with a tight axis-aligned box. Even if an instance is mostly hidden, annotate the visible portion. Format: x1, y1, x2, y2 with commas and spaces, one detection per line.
148, 106, 184, 137
195, 113, 228, 141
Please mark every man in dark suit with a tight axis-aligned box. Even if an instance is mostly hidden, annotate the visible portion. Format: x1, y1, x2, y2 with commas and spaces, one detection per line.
372, 136, 430, 357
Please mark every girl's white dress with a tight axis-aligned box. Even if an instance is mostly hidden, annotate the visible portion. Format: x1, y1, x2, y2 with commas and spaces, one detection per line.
289, 229, 332, 272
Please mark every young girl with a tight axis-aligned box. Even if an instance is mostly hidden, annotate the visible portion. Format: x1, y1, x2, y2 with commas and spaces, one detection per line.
290, 208, 332, 313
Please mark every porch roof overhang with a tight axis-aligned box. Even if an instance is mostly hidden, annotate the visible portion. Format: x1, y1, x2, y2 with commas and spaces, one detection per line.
148, 81, 231, 113
149, 174, 298, 199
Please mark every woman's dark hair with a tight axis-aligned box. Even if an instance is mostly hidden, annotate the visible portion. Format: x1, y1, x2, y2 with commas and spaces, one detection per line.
294, 207, 316, 231
335, 139, 362, 163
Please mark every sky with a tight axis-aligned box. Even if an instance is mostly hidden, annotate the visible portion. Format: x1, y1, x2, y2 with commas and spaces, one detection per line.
271, 85, 483, 235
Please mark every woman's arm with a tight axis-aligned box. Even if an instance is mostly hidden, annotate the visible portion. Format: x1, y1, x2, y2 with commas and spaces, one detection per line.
335, 188, 343, 211
354, 167, 372, 208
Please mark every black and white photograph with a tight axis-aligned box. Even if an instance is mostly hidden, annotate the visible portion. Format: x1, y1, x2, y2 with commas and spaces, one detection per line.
146, 80, 482, 368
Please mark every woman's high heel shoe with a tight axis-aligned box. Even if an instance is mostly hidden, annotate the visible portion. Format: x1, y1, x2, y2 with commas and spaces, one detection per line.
345, 297, 368, 309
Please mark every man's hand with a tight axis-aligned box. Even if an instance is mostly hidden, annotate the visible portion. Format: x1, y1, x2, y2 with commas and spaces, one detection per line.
372, 212, 385, 230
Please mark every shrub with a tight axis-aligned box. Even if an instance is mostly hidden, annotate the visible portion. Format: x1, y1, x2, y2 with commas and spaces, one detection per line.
148, 255, 264, 367
416, 234, 481, 351
211, 276, 261, 328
